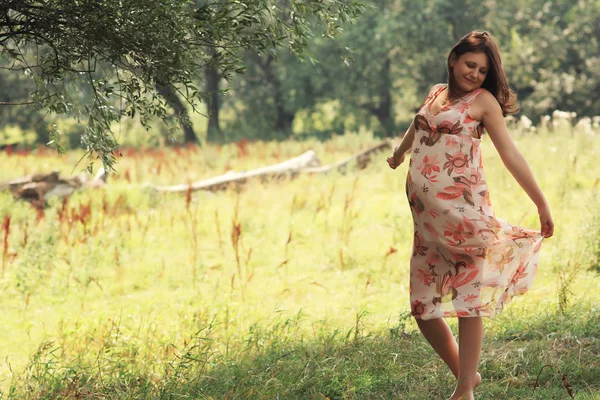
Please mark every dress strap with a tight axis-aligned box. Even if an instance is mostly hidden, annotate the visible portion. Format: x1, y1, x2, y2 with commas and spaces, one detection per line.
419, 84, 446, 112
426, 84, 446, 106
462, 88, 485, 104
430, 84, 447, 101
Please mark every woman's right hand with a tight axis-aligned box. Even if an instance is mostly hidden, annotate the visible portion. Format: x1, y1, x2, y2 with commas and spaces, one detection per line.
386, 152, 405, 169
538, 204, 555, 238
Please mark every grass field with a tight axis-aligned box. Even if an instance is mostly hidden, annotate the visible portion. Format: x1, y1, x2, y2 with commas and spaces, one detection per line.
0, 125, 599, 399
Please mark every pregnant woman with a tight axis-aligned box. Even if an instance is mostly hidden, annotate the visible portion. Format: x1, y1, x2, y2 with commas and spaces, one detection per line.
387, 30, 554, 400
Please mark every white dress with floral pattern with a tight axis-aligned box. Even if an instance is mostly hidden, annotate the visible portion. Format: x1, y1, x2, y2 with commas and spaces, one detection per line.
407, 83, 543, 320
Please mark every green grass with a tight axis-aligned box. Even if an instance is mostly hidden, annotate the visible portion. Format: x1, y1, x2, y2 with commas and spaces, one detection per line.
0, 126, 599, 399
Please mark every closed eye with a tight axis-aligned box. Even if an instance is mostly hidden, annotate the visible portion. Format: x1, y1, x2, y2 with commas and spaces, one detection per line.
467, 62, 487, 74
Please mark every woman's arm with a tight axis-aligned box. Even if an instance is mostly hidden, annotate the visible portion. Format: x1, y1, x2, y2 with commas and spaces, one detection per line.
387, 120, 416, 169
479, 91, 554, 237
394, 120, 416, 157
388, 84, 442, 169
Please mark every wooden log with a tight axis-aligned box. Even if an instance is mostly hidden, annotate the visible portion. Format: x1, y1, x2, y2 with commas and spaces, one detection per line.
0, 140, 392, 200
151, 140, 392, 193
300, 140, 391, 174
0, 169, 107, 205
151, 150, 320, 193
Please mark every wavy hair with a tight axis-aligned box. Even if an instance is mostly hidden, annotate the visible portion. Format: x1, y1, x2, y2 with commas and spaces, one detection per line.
447, 30, 519, 116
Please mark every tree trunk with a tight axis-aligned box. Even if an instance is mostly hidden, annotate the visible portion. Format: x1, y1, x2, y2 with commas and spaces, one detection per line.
205, 46, 222, 142
375, 56, 393, 136
261, 55, 295, 134
155, 82, 199, 144
358, 56, 394, 136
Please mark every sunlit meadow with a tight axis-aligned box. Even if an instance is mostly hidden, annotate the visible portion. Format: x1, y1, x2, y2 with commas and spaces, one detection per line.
0, 119, 599, 399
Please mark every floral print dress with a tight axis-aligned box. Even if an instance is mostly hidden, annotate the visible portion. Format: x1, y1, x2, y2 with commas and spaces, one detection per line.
407, 84, 543, 320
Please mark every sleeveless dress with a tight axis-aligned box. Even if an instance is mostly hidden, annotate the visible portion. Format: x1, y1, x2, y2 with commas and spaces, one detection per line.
407, 83, 544, 320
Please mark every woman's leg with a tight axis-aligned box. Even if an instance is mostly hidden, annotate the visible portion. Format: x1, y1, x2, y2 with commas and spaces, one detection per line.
448, 317, 484, 400
415, 318, 460, 377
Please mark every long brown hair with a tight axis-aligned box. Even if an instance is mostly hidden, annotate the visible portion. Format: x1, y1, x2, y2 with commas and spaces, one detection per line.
447, 30, 519, 116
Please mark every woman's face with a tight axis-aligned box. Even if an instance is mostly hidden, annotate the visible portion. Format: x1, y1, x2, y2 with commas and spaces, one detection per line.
450, 52, 489, 92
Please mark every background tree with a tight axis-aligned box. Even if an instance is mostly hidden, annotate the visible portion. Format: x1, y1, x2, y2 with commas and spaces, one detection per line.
0, 0, 365, 170
222, 0, 600, 140
204, 44, 222, 142
225, 0, 490, 138
2, 0, 599, 157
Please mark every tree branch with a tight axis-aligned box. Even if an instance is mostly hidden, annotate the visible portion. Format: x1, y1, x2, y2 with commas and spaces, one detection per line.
0, 100, 35, 105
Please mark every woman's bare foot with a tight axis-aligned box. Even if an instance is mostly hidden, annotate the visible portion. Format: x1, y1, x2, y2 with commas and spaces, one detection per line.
448, 394, 474, 400
447, 375, 479, 400
447, 388, 474, 400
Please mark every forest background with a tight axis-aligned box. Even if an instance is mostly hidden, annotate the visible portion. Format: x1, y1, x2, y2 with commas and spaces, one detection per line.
1, 1, 600, 399
1, 0, 599, 154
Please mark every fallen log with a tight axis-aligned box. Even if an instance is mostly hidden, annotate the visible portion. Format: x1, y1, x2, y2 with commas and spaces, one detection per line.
151, 150, 320, 193
0, 169, 107, 206
1, 140, 393, 200
300, 140, 391, 174
151, 140, 392, 193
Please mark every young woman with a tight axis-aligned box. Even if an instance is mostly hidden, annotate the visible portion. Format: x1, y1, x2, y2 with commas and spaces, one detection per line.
386, 31, 554, 400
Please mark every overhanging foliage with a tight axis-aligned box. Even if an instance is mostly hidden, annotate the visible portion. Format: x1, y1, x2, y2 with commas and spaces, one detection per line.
0, 0, 365, 171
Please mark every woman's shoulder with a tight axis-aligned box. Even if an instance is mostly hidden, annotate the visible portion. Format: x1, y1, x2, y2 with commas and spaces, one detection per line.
470, 88, 502, 120
428, 83, 447, 95
422, 83, 446, 103
471, 88, 500, 109
472, 87, 493, 98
